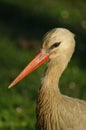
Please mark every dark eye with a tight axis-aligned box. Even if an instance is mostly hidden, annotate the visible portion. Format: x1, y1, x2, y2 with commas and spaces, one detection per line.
49, 41, 61, 50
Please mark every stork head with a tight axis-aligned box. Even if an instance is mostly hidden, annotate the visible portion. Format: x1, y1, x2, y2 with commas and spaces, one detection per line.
8, 28, 75, 88
42, 28, 75, 61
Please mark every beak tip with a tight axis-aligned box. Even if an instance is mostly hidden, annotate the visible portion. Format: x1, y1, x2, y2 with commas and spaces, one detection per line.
8, 85, 11, 89
8, 83, 14, 89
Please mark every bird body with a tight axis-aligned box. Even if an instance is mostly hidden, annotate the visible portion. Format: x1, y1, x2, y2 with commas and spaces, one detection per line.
37, 86, 86, 130
37, 39, 86, 130
8, 28, 86, 130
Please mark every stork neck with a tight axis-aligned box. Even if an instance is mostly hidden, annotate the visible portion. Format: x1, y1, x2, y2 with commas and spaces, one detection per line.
41, 57, 68, 90
36, 58, 69, 130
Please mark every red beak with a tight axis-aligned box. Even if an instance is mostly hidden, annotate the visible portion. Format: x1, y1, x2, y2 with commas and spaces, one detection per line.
8, 51, 49, 88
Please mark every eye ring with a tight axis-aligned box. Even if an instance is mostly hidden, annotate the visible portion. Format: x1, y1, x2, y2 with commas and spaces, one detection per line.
49, 41, 61, 50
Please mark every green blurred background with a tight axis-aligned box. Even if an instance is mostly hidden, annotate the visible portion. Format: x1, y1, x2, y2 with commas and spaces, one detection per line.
0, 0, 86, 129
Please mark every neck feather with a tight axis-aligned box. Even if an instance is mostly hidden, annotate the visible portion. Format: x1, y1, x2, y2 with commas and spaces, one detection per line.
36, 57, 69, 130
41, 56, 69, 90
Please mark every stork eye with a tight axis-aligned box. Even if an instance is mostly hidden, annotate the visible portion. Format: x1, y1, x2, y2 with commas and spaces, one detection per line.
49, 42, 61, 50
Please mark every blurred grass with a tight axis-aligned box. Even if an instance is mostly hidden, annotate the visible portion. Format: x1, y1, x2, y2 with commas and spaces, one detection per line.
2, 0, 86, 27
0, 33, 86, 129
0, 36, 38, 130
